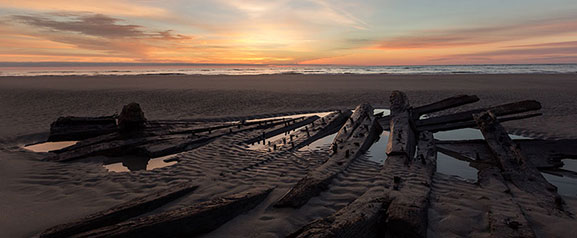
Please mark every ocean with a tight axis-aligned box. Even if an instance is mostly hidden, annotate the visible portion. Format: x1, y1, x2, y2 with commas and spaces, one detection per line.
0, 63, 576, 76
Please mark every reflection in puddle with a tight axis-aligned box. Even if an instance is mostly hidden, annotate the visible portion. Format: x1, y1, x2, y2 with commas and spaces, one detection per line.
363, 131, 390, 164
299, 133, 337, 152
437, 152, 478, 182
542, 159, 577, 197
23, 141, 78, 152
103, 154, 178, 173
543, 173, 577, 197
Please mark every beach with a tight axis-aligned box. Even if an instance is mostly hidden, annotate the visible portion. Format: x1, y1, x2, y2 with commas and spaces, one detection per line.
1, 73, 577, 139
1, 73, 577, 237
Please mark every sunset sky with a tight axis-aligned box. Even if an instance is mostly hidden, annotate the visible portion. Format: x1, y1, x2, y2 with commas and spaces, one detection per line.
1, 0, 577, 65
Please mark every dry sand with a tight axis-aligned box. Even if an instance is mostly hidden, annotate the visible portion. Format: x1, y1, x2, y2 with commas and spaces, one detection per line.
1, 73, 576, 237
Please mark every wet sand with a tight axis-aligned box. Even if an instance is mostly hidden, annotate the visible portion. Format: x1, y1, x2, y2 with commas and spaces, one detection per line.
1, 73, 577, 237
1, 73, 577, 139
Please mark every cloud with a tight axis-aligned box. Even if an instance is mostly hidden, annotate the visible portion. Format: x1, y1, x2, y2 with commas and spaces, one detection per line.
432, 40, 577, 64
6, 13, 193, 60
373, 15, 577, 50
12, 13, 189, 40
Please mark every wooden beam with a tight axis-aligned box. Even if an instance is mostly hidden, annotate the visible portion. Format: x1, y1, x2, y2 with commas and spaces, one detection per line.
71, 187, 273, 238
382, 131, 436, 237
416, 100, 541, 127
386, 91, 416, 158
286, 187, 387, 238
474, 111, 569, 215
267, 111, 352, 152
412, 95, 480, 116
274, 103, 382, 208
40, 183, 198, 238
436, 139, 574, 169
418, 113, 542, 132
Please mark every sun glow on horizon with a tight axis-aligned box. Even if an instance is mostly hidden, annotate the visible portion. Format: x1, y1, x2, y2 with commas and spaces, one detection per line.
1, 0, 576, 65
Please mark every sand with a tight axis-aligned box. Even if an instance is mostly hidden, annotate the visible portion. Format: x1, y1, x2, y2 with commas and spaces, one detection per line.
1, 73, 576, 237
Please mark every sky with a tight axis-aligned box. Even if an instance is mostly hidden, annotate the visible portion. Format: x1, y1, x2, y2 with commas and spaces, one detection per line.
1, 0, 577, 65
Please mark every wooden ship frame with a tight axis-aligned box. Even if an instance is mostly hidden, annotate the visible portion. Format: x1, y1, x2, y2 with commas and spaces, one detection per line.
33, 91, 577, 238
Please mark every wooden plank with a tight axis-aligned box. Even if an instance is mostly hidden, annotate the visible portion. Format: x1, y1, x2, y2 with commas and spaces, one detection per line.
416, 100, 541, 127
266, 111, 351, 151
477, 167, 537, 238
71, 187, 273, 238
474, 111, 569, 215
386, 90, 416, 157
274, 104, 382, 208
40, 183, 198, 238
243, 116, 320, 145
382, 131, 436, 237
286, 187, 387, 238
412, 94, 480, 116
418, 113, 542, 132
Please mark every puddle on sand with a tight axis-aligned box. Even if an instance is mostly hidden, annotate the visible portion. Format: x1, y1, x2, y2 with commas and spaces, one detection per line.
23, 141, 78, 152
298, 109, 391, 153
103, 154, 178, 172
543, 159, 577, 197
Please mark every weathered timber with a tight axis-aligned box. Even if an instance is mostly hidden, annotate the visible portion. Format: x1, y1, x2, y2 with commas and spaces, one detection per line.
416, 100, 541, 127
244, 116, 320, 145
386, 90, 416, 157
47, 116, 307, 162
286, 187, 387, 238
45, 134, 191, 162
436, 139, 577, 169
268, 111, 351, 151
418, 113, 542, 132
474, 111, 569, 215
412, 94, 480, 116
477, 167, 538, 238
275, 104, 382, 208
382, 131, 436, 238
40, 183, 198, 238
118, 103, 147, 132
71, 187, 274, 238
48, 116, 117, 141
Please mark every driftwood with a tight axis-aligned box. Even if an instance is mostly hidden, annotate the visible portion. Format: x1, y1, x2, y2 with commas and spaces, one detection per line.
48, 116, 118, 141
474, 111, 569, 215
71, 187, 273, 238
40, 183, 198, 238
275, 103, 382, 208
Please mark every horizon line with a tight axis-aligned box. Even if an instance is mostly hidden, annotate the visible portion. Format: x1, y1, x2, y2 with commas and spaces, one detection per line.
1, 62, 576, 68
